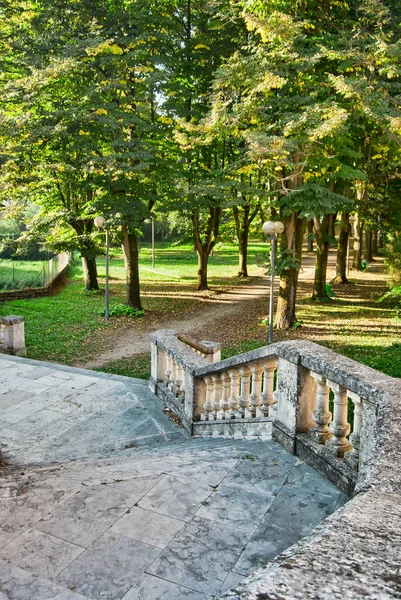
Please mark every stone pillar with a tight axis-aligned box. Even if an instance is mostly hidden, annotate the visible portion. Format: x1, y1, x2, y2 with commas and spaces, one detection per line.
1, 316, 26, 357
149, 339, 167, 394
272, 358, 316, 453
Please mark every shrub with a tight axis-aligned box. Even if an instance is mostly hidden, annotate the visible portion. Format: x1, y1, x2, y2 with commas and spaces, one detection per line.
99, 303, 144, 318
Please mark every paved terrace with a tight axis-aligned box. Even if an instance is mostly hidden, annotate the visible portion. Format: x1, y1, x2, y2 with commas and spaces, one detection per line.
0, 354, 346, 600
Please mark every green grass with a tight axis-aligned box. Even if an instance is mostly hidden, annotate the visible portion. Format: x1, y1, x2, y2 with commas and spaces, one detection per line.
93, 354, 151, 380
0, 259, 45, 290
92, 241, 266, 285
0, 279, 110, 364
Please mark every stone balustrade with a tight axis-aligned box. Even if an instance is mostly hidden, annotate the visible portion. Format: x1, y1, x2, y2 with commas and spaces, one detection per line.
0, 316, 26, 357
220, 350, 401, 600
150, 330, 396, 497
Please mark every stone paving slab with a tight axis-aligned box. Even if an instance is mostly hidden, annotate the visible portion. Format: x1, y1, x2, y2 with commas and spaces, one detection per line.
0, 355, 347, 599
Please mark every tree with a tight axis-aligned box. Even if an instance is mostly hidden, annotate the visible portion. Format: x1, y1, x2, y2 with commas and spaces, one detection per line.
209, 0, 401, 320
0, 0, 176, 302
165, 0, 246, 290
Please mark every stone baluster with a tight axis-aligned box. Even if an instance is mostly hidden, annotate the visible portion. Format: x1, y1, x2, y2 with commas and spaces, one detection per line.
165, 354, 172, 386
344, 391, 362, 470
238, 366, 251, 418
326, 380, 351, 457
228, 369, 241, 419
212, 373, 222, 419
249, 364, 263, 418
309, 371, 332, 444
169, 359, 177, 391
260, 361, 276, 417
220, 372, 231, 419
203, 375, 215, 421
175, 363, 183, 396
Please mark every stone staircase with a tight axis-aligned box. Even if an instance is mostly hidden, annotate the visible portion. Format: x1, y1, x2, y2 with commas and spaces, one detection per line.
0, 354, 345, 600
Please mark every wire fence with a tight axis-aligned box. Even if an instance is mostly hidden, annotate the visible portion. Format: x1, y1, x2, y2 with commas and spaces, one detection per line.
0, 253, 70, 291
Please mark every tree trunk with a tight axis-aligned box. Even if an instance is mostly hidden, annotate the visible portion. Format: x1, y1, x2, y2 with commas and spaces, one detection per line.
372, 228, 378, 255
121, 226, 142, 310
307, 219, 314, 252
233, 205, 249, 277
196, 246, 209, 289
238, 228, 249, 277
328, 212, 337, 242
333, 212, 350, 284
70, 220, 99, 291
233, 203, 259, 277
192, 206, 221, 291
352, 212, 364, 271
313, 215, 330, 299
81, 256, 99, 291
275, 213, 305, 329
364, 228, 374, 262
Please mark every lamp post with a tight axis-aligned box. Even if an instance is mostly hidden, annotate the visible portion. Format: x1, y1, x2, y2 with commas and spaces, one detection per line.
262, 220, 285, 343
151, 215, 155, 268
94, 216, 109, 323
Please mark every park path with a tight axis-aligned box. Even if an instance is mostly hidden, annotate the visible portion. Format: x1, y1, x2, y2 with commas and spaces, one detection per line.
84, 250, 337, 368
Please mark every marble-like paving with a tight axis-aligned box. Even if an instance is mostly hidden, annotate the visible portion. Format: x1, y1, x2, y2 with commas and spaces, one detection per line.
0, 355, 347, 600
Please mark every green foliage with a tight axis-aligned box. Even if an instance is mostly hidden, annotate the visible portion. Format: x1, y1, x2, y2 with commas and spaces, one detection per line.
258, 248, 301, 275
99, 303, 144, 318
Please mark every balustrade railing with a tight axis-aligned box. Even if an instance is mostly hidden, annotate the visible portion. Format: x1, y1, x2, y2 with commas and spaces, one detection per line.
150, 330, 393, 496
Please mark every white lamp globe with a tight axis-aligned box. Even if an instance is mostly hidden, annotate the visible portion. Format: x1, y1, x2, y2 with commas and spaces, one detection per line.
262, 221, 276, 236
274, 221, 285, 234
94, 216, 106, 229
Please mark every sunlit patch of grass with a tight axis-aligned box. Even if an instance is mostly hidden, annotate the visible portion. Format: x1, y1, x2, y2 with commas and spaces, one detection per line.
93, 354, 151, 380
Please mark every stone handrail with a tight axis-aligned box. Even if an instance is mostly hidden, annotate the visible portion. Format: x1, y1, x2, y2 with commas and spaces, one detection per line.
0, 315, 26, 357
149, 329, 397, 497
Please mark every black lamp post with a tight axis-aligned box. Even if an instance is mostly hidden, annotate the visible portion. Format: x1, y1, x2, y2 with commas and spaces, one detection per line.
262, 220, 285, 343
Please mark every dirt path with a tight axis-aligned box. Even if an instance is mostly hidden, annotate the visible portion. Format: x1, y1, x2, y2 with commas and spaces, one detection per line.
83, 250, 339, 368
84, 276, 271, 367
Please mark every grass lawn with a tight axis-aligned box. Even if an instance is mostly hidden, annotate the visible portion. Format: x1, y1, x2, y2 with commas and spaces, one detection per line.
0, 259, 45, 290
0, 243, 400, 380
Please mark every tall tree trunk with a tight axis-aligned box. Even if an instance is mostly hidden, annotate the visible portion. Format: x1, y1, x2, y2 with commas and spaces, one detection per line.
364, 228, 374, 262
233, 203, 259, 277
192, 206, 221, 291
307, 219, 314, 252
328, 212, 337, 241
372, 228, 378, 256
233, 205, 249, 277
70, 220, 99, 291
333, 212, 350, 284
121, 226, 142, 310
313, 215, 331, 299
81, 256, 99, 291
352, 212, 364, 270
275, 213, 305, 329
